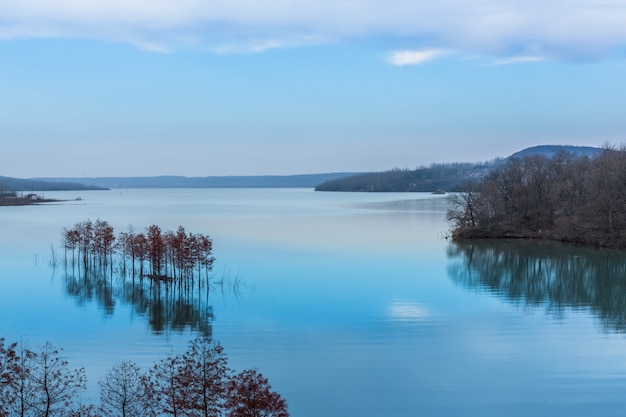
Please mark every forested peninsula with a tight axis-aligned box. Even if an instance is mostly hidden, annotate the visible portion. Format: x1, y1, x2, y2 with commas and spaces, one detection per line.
314, 145, 602, 192
447, 145, 626, 249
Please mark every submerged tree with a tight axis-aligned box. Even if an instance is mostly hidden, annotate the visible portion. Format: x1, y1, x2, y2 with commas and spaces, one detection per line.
62, 221, 215, 283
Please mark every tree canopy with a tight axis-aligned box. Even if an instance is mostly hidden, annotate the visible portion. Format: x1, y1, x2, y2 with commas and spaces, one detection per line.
447, 145, 626, 248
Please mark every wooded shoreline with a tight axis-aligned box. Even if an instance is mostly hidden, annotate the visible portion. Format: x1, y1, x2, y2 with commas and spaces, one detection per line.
0, 195, 63, 206
447, 144, 626, 249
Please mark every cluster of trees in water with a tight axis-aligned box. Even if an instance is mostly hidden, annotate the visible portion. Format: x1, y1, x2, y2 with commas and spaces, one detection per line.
60, 220, 223, 338
0, 337, 288, 417
447, 145, 626, 248
62, 220, 215, 281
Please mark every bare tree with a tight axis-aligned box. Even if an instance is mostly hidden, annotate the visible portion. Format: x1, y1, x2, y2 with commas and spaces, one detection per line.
28, 341, 87, 417
99, 360, 145, 417
447, 179, 483, 232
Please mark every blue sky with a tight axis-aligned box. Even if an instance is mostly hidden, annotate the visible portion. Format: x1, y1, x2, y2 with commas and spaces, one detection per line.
0, 0, 625, 177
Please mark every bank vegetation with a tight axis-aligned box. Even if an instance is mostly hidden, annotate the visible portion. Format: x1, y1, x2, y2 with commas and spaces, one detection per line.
447, 144, 626, 248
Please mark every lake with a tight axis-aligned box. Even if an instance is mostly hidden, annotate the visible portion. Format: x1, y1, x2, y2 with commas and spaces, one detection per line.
1, 188, 626, 416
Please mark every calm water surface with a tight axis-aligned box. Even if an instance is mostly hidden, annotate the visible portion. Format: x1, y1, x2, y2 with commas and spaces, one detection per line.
1, 188, 626, 416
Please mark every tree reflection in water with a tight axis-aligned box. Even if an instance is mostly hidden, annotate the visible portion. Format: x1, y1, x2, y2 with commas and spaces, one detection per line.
63, 265, 229, 338
447, 239, 626, 332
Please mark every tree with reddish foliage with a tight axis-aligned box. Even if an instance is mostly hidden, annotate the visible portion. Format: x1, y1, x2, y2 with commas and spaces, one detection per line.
2, 340, 87, 417
226, 369, 289, 417
133, 233, 149, 277
3, 341, 38, 417
76, 220, 94, 270
196, 234, 215, 280
147, 225, 166, 276
2, 337, 289, 417
0, 338, 19, 417
93, 219, 116, 270
179, 337, 229, 417
62, 227, 81, 267
169, 226, 192, 279
64, 220, 215, 282
144, 352, 186, 417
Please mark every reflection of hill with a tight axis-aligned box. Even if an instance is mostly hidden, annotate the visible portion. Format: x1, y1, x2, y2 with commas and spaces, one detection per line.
447, 240, 626, 332
64, 268, 216, 337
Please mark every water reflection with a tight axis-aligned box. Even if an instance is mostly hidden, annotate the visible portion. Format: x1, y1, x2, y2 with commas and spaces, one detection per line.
63, 267, 216, 337
447, 239, 626, 332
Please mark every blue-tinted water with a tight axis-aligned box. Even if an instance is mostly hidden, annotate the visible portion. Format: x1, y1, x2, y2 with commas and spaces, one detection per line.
1, 188, 625, 416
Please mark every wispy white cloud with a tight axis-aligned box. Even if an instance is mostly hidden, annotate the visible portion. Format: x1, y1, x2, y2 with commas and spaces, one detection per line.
387, 49, 451, 66
0, 0, 625, 60
492, 55, 547, 65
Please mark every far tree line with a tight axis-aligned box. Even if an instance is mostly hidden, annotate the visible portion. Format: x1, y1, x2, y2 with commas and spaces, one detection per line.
447, 144, 626, 248
62, 220, 215, 281
0, 337, 289, 417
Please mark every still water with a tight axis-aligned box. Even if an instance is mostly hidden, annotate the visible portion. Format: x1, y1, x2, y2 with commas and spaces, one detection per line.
1, 188, 626, 416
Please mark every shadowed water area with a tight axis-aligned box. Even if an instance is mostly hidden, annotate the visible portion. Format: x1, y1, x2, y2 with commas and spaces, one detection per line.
1, 189, 626, 416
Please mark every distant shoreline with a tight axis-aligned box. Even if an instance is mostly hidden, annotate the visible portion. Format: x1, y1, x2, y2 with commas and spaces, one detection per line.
0, 195, 67, 206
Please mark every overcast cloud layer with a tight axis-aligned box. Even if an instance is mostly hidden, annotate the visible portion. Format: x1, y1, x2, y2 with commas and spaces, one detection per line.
1, 0, 626, 59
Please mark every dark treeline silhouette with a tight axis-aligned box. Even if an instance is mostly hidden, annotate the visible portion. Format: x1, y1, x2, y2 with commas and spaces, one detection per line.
315, 163, 493, 192
447, 239, 626, 332
0, 337, 289, 417
0, 175, 106, 193
62, 220, 215, 281
447, 144, 626, 248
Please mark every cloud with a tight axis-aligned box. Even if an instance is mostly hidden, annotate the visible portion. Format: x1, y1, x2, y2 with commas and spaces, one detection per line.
0, 0, 625, 60
387, 49, 451, 66
492, 55, 547, 65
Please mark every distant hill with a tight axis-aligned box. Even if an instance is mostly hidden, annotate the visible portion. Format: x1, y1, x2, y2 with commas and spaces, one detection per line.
314, 164, 491, 192
32, 173, 360, 189
315, 145, 603, 192
0, 176, 107, 192
506, 145, 602, 160
14, 145, 604, 192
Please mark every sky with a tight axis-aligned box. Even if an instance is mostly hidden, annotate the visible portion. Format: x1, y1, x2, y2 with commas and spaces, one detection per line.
0, 0, 625, 178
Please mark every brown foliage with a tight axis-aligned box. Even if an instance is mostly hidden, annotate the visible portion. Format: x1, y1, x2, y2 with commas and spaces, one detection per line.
448, 145, 626, 248
1, 337, 289, 417
226, 369, 289, 417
